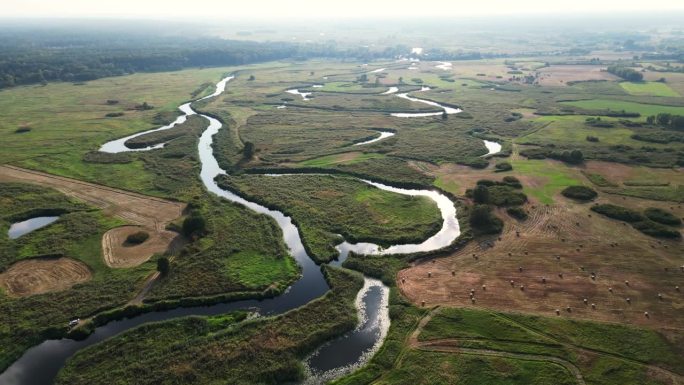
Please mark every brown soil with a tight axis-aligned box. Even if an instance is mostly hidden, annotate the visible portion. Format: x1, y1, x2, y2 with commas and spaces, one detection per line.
0, 165, 185, 268
399, 200, 684, 329
103, 226, 179, 268
0, 257, 92, 297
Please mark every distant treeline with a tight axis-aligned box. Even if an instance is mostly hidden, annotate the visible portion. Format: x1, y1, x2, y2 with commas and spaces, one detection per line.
0, 33, 300, 88
607, 65, 643, 81
0, 30, 419, 89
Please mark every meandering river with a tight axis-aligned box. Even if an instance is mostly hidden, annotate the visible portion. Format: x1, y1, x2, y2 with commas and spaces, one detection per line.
0, 74, 501, 385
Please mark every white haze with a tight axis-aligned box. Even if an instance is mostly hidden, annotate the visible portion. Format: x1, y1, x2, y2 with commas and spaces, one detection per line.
2, 0, 684, 19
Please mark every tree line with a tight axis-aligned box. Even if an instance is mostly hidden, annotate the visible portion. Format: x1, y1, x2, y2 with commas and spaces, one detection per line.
607, 65, 643, 81
646, 113, 684, 130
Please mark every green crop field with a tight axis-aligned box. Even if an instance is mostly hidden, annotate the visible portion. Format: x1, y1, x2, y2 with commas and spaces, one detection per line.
561, 99, 684, 117
620, 82, 680, 97
509, 159, 581, 204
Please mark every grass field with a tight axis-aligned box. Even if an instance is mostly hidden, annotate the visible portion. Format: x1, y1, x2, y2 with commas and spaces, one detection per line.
416, 307, 684, 382
216, 174, 442, 262
0, 68, 230, 196
620, 82, 680, 97
561, 99, 684, 117
509, 159, 582, 204
300, 152, 387, 167
526, 115, 638, 145
148, 195, 299, 301
375, 350, 576, 385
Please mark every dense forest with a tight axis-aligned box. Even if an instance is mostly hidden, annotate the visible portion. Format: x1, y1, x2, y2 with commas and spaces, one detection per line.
0, 32, 293, 88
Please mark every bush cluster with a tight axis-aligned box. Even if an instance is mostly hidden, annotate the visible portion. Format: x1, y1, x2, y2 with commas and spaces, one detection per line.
561, 185, 598, 201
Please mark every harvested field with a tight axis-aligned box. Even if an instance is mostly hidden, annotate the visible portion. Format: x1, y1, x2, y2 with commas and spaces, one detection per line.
0, 165, 185, 267
0, 257, 92, 297
399, 200, 684, 329
102, 226, 179, 268
537, 65, 618, 86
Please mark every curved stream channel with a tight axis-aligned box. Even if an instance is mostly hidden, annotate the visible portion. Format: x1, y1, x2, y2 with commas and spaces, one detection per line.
1, 75, 498, 385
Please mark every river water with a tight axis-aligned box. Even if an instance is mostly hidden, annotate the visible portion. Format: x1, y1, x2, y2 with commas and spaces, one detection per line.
8, 217, 60, 239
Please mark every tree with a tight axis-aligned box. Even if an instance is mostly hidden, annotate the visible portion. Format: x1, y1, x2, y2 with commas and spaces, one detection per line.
248, 75, 255, 81
646, 115, 655, 125
606, 65, 643, 81
243, 141, 255, 159
358, 74, 368, 83
442, 111, 448, 120
157, 257, 170, 276
671, 116, 684, 130
469, 204, 503, 234
656, 113, 672, 126
472, 185, 490, 204
182, 212, 206, 237
569, 149, 584, 164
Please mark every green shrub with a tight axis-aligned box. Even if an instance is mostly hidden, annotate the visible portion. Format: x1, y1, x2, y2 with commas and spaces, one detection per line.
644, 207, 682, 226
182, 213, 207, 237
494, 162, 513, 172
506, 206, 528, 220
489, 185, 527, 206
591, 204, 644, 222
461, 158, 489, 169
476, 179, 496, 187
592, 204, 681, 239
124, 231, 149, 245
561, 185, 598, 201
157, 257, 170, 276
15, 126, 31, 133
631, 221, 681, 239
502, 176, 522, 189
472, 185, 490, 204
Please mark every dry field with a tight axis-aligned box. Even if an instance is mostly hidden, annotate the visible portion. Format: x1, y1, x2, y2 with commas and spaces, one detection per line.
0, 165, 185, 268
0, 257, 92, 297
102, 226, 180, 268
399, 194, 684, 329
536, 65, 618, 86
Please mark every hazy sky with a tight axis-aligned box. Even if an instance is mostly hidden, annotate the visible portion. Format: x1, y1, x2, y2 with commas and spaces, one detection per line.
3, 0, 684, 19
